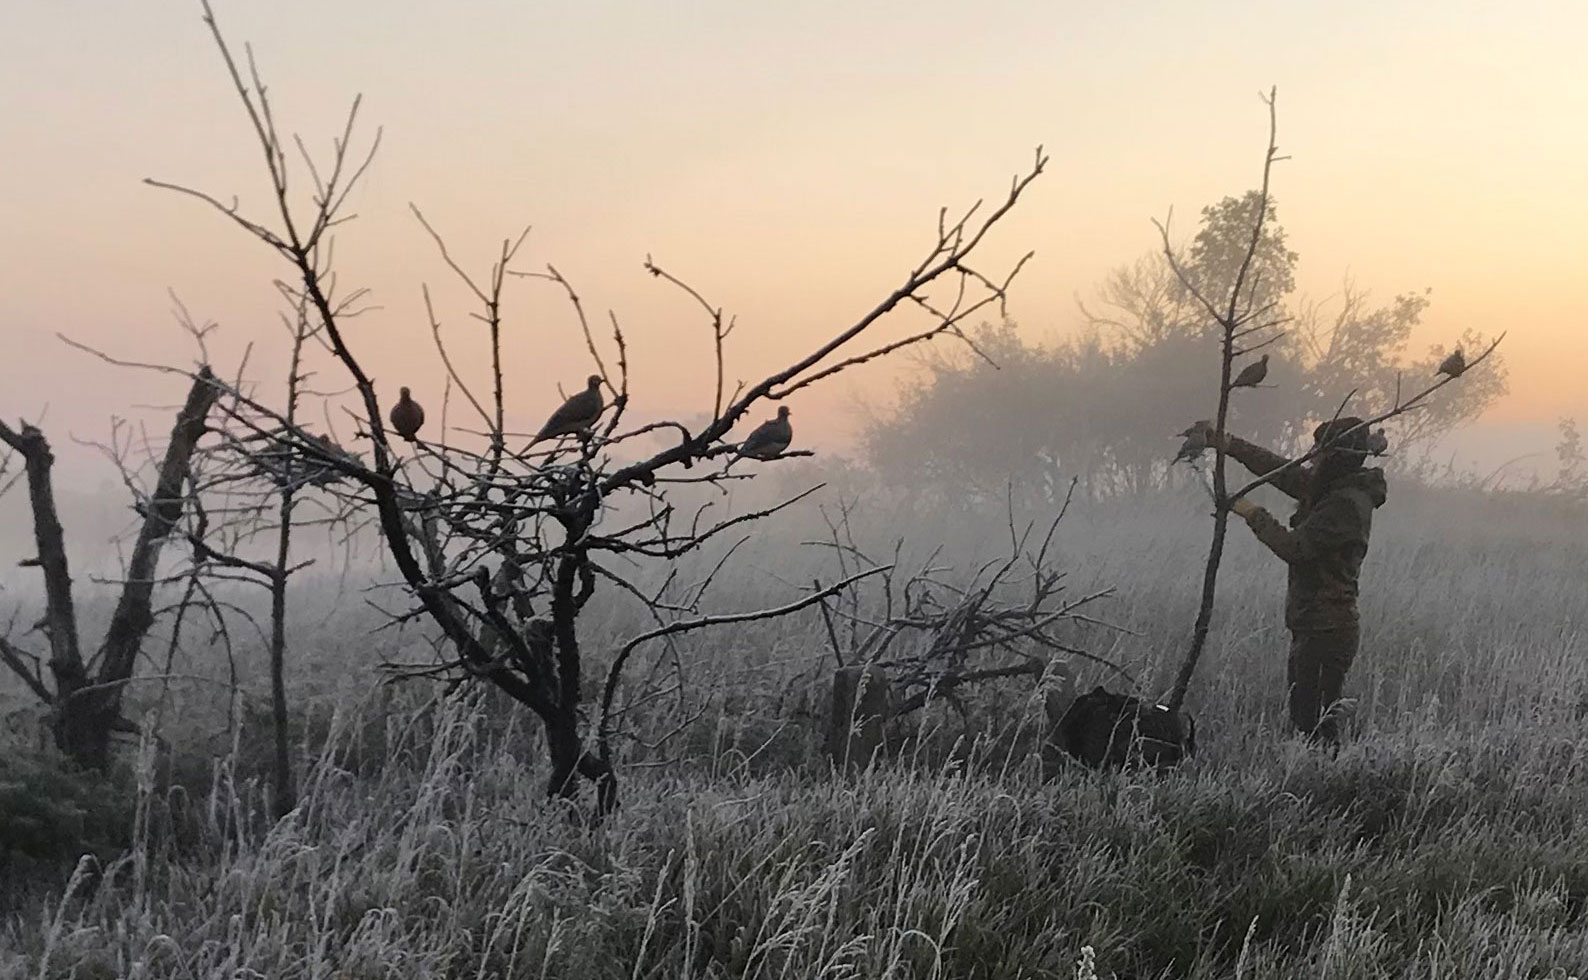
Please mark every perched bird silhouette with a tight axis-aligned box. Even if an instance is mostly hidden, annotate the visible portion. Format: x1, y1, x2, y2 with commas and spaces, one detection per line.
389, 387, 425, 442
1230, 353, 1269, 389
733, 406, 793, 462
1365, 428, 1389, 456
530, 375, 605, 446
1173, 420, 1212, 464
1436, 348, 1466, 379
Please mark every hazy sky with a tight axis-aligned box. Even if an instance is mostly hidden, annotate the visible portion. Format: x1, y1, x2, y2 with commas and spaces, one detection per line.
2, 0, 1584, 475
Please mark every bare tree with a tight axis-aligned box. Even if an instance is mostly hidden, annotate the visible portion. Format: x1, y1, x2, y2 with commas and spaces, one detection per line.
0, 371, 220, 769
798, 486, 1125, 717
178, 300, 365, 818
149, 0, 1046, 815
49, 303, 367, 810
1554, 417, 1584, 496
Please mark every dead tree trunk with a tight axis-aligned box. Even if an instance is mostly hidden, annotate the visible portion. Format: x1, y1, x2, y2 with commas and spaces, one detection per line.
0, 423, 88, 714
1168, 347, 1238, 715
543, 711, 584, 800
265, 313, 311, 820
1162, 93, 1281, 718
268, 494, 295, 817
1, 368, 219, 769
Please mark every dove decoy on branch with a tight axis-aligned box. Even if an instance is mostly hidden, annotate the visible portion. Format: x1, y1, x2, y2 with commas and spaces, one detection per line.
1172, 419, 1212, 464
389, 387, 426, 442
1230, 353, 1269, 389
1365, 428, 1389, 456
1436, 348, 1466, 379
530, 375, 605, 446
734, 406, 793, 462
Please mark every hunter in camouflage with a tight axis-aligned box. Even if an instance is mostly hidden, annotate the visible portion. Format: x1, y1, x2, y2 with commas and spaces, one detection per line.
1211, 416, 1388, 744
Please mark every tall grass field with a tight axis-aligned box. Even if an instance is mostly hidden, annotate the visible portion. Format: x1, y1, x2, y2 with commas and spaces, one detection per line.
3, 477, 1585, 979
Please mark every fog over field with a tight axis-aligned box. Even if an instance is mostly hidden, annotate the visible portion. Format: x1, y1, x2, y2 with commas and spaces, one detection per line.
3, 1, 1587, 977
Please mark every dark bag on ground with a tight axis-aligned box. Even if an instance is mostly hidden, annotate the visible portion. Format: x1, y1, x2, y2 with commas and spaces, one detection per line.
1052, 686, 1196, 771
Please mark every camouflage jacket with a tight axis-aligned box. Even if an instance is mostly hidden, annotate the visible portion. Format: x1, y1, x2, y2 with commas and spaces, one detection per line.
1226, 437, 1389, 630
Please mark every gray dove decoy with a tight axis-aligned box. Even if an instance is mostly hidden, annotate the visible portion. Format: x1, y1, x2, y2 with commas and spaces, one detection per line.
1436, 348, 1466, 379
1230, 353, 1269, 389
389, 387, 425, 442
1365, 428, 1389, 456
531, 375, 605, 446
734, 406, 793, 462
1173, 419, 1212, 463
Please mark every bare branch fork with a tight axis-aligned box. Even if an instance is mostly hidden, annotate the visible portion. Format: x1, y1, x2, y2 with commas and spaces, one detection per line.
1228, 332, 1506, 503
611, 146, 1046, 491
596, 564, 893, 766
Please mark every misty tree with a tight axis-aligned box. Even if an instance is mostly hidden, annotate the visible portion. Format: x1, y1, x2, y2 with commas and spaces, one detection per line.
1554, 417, 1584, 495
862, 323, 1097, 505
1178, 192, 1300, 324
864, 188, 1507, 499
1295, 289, 1507, 450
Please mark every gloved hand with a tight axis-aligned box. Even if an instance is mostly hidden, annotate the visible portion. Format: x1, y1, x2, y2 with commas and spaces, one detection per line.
1229, 496, 1260, 519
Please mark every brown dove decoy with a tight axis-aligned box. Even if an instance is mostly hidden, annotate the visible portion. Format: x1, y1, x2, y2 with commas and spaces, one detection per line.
530, 375, 605, 446
1230, 353, 1269, 389
1436, 348, 1466, 379
389, 387, 425, 442
734, 406, 793, 462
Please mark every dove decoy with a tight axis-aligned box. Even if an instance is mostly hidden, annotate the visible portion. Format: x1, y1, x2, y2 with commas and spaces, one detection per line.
1230, 354, 1269, 389
734, 406, 793, 462
389, 387, 425, 442
530, 375, 605, 446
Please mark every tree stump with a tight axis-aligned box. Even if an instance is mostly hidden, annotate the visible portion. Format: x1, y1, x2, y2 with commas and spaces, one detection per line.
827, 664, 893, 769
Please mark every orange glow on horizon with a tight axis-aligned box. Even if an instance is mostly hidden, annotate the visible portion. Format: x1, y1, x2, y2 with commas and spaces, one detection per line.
1, 0, 1583, 469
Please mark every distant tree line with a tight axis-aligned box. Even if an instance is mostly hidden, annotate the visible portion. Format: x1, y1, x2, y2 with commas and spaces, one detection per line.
863, 193, 1507, 503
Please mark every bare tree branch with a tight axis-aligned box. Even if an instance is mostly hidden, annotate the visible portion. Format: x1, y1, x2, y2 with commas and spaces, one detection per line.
597, 564, 893, 765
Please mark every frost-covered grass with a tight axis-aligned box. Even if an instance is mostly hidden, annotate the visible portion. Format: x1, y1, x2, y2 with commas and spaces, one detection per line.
3, 480, 1585, 978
